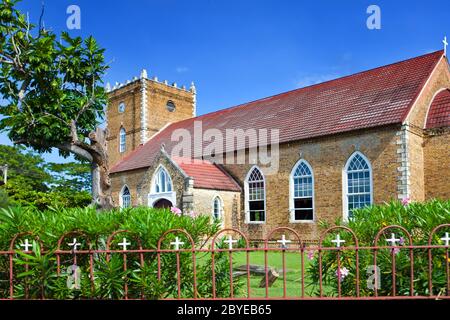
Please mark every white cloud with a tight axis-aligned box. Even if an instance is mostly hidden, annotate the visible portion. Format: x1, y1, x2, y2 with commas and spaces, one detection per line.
175, 66, 189, 73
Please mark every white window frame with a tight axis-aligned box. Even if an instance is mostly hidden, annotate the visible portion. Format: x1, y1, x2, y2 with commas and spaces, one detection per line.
211, 195, 224, 228
119, 185, 131, 209
289, 159, 315, 223
119, 128, 126, 153
148, 165, 176, 207
151, 165, 173, 194
244, 165, 266, 224
342, 151, 373, 222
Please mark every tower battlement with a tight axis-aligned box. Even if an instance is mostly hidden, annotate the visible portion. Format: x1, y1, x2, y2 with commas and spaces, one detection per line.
105, 69, 196, 167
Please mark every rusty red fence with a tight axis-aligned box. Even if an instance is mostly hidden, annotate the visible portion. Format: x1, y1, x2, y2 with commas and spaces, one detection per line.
0, 224, 449, 300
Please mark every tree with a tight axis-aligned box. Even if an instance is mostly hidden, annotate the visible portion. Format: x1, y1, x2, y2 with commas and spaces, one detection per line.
0, 145, 50, 192
48, 161, 92, 192
0, 0, 112, 208
0, 145, 91, 209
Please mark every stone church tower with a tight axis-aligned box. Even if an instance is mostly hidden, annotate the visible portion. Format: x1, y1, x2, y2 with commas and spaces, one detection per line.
105, 70, 196, 166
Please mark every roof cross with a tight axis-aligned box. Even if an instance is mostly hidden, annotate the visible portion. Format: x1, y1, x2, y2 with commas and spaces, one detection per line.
224, 235, 238, 250
444, 36, 448, 56
118, 237, 131, 251
331, 234, 345, 248
20, 239, 32, 252
170, 237, 184, 251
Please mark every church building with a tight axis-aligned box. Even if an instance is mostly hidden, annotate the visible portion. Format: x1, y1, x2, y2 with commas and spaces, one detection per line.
106, 50, 450, 241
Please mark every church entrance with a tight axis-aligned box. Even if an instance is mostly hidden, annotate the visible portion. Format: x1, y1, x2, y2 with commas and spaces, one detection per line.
153, 198, 173, 209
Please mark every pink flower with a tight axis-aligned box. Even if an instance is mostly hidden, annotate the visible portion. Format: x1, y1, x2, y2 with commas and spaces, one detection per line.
392, 247, 400, 255
307, 250, 315, 260
189, 210, 198, 218
401, 197, 410, 206
336, 267, 349, 281
170, 207, 182, 215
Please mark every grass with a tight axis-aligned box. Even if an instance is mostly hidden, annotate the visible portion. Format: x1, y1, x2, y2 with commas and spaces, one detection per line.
229, 251, 315, 298
196, 249, 334, 298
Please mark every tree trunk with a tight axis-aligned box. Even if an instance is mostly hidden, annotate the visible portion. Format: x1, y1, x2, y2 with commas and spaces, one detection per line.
89, 128, 114, 210
258, 268, 279, 288
36, 127, 114, 210
91, 161, 113, 209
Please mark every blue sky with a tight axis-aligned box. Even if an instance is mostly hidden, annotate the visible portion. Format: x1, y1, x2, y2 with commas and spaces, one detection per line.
2, 0, 449, 162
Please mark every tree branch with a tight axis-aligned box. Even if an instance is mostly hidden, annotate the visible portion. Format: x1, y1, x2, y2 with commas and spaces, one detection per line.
56, 142, 93, 162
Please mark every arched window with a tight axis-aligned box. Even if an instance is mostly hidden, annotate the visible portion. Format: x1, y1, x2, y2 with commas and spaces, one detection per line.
245, 166, 266, 223
212, 196, 223, 220
118, 102, 126, 113
120, 185, 131, 208
290, 160, 314, 221
344, 152, 373, 220
119, 128, 126, 153
153, 166, 172, 193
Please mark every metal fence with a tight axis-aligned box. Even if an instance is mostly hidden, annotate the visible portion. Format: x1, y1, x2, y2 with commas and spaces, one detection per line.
1, 224, 449, 300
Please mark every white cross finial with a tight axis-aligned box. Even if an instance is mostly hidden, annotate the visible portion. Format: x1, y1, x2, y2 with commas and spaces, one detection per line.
170, 237, 184, 251
118, 237, 131, 251
441, 232, 450, 246
68, 238, 81, 252
277, 234, 292, 248
20, 239, 32, 252
331, 234, 345, 248
224, 235, 238, 250
443, 36, 448, 56
386, 233, 400, 246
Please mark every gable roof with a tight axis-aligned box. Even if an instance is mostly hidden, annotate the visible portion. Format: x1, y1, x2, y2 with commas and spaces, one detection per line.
111, 50, 444, 173
425, 88, 450, 129
171, 157, 241, 192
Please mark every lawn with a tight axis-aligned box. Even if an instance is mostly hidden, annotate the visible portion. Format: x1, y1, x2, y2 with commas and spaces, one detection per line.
225, 250, 321, 298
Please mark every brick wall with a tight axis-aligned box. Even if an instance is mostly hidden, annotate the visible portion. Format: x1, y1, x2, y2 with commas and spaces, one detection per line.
106, 78, 195, 167
404, 56, 450, 201
221, 125, 401, 241
423, 129, 450, 200
106, 82, 142, 166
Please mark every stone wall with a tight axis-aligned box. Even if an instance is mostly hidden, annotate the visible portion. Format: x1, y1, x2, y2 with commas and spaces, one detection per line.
111, 151, 188, 209
192, 188, 241, 229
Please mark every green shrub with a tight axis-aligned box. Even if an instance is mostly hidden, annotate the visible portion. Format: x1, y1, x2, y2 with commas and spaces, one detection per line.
307, 199, 450, 297
0, 188, 9, 209
0, 206, 242, 299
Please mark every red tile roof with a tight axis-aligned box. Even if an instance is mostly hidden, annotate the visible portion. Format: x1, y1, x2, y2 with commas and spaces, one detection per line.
111, 50, 444, 174
172, 157, 241, 191
425, 89, 450, 129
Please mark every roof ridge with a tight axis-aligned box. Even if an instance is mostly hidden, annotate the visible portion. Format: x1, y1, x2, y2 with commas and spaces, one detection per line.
184, 49, 444, 121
